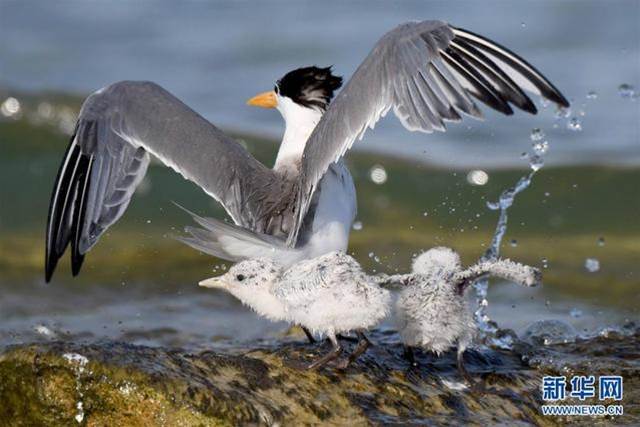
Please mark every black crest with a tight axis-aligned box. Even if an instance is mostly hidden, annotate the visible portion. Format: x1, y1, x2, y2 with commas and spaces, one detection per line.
276, 66, 343, 110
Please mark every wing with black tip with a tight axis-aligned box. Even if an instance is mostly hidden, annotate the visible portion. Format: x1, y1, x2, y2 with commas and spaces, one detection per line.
45, 81, 285, 281
288, 20, 569, 245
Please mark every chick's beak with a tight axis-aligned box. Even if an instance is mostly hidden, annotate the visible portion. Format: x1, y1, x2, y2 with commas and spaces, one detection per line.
246, 91, 277, 108
199, 277, 226, 289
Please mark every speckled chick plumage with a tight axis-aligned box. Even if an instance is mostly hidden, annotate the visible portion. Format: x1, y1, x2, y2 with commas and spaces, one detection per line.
200, 251, 391, 338
385, 247, 541, 355
397, 247, 474, 354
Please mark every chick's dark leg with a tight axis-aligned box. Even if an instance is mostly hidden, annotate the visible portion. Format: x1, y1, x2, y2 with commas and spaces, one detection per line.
403, 345, 417, 366
457, 346, 476, 386
307, 333, 342, 370
337, 331, 371, 369
302, 326, 316, 343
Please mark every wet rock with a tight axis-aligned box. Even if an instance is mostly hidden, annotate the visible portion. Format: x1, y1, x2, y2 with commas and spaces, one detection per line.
0, 329, 638, 425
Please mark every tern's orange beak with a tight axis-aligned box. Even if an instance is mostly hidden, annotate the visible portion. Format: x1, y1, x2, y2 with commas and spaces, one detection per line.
246, 91, 277, 108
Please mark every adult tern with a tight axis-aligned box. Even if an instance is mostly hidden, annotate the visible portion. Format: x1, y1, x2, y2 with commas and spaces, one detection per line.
45, 20, 569, 281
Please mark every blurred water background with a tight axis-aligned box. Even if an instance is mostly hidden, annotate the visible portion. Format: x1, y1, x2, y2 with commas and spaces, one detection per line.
2, 0, 639, 166
0, 0, 638, 350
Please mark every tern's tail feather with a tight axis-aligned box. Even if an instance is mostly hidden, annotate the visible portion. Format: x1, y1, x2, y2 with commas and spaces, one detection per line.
173, 204, 301, 265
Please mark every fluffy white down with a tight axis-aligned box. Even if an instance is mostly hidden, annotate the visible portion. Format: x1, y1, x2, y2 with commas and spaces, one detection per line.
277, 252, 391, 337
397, 247, 474, 353
226, 284, 288, 324
215, 252, 390, 338
285, 280, 390, 336
412, 246, 461, 276
395, 282, 475, 354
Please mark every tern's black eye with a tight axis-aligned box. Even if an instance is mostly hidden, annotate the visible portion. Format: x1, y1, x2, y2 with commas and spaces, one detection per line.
274, 84, 279, 94
236, 274, 245, 282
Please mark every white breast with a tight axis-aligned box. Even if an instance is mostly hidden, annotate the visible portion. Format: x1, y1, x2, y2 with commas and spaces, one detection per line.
303, 161, 357, 258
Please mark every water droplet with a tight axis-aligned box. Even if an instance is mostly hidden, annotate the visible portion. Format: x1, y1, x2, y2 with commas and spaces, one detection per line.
586, 91, 598, 99
369, 165, 387, 184
422, 211, 428, 217
585, 257, 600, 273
34, 324, 55, 337
530, 128, 545, 141
466, 169, 489, 186
529, 154, 544, 171
1, 97, 21, 117
352, 221, 362, 231
510, 239, 518, 247
146, 219, 152, 224
597, 236, 605, 247
541, 257, 549, 269
544, 192, 551, 197
522, 320, 577, 345
618, 83, 635, 99
532, 140, 549, 155
368, 252, 375, 258
486, 200, 500, 210
540, 97, 550, 108
555, 106, 571, 119
567, 117, 582, 131
570, 308, 583, 318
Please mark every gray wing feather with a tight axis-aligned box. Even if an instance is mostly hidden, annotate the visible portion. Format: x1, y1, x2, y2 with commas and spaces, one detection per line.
45, 81, 286, 280
287, 21, 569, 245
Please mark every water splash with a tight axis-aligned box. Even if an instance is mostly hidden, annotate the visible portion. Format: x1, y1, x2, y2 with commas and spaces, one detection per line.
532, 140, 549, 155
618, 83, 636, 99
63, 353, 89, 423
473, 138, 546, 345
567, 117, 582, 131
521, 319, 577, 345
528, 154, 544, 171
530, 128, 545, 141
554, 106, 571, 119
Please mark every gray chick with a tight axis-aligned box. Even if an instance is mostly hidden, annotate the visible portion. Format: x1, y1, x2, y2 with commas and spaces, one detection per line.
379, 247, 541, 383
200, 251, 391, 370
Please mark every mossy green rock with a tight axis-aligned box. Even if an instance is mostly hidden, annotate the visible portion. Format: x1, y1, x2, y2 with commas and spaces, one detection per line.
1, 330, 638, 426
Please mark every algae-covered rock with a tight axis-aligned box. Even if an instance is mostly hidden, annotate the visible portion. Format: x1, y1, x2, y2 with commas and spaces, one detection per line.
1, 329, 638, 426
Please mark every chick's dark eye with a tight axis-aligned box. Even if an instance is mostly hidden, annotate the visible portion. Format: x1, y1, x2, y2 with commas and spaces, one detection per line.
236, 274, 245, 282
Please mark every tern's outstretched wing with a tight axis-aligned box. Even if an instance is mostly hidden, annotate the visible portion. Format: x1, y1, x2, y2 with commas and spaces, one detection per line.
45, 81, 286, 281
288, 21, 569, 245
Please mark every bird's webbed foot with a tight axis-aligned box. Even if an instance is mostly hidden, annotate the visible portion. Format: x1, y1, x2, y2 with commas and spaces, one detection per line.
307, 334, 342, 370
336, 332, 371, 369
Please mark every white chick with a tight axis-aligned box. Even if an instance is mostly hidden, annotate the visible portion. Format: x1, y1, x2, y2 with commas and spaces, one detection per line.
379, 247, 541, 383
200, 251, 391, 370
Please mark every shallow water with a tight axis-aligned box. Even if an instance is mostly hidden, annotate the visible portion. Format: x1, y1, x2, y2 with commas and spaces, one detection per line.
1, 96, 638, 352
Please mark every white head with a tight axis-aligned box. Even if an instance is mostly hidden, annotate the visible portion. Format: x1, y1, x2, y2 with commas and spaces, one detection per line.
412, 247, 462, 277
199, 259, 286, 320
246, 66, 342, 172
